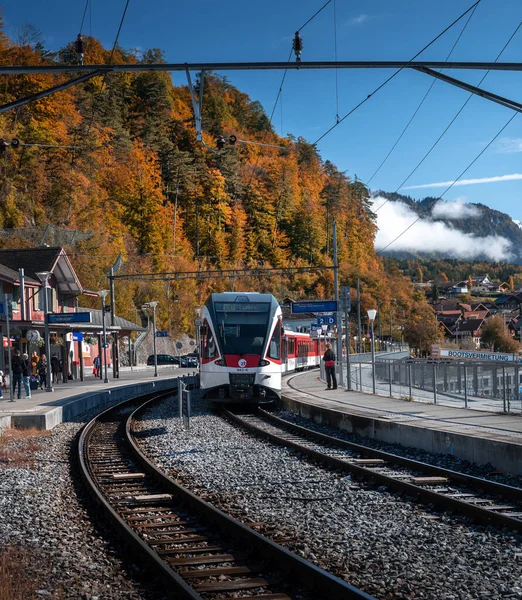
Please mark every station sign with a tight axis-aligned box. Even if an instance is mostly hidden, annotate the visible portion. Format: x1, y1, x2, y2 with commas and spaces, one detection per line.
317, 315, 336, 327
66, 332, 84, 342
291, 300, 338, 314
48, 312, 92, 324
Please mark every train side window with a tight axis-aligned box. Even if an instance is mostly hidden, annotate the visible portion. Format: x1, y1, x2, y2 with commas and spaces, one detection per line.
202, 323, 218, 359
268, 324, 281, 360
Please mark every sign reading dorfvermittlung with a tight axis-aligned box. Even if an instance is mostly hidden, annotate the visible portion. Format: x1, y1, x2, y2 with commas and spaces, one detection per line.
48, 312, 92, 324
439, 349, 519, 362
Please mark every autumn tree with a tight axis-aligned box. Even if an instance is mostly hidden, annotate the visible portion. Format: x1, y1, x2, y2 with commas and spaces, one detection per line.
480, 316, 520, 353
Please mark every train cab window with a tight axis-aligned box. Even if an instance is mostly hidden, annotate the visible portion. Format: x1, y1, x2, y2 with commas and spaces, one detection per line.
201, 322, 218, 359
268, 324, 281, 360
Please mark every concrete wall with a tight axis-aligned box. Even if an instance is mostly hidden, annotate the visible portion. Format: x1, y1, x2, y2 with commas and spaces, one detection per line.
281, 395, 522, 475
11, 378, 179, 430
0, 415, 11, 434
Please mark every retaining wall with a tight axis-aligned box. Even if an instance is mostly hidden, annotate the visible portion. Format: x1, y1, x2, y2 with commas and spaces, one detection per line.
281, 395, 522, 475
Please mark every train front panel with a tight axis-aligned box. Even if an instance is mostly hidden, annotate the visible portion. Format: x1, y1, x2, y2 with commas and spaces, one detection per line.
199, 292, 282, 403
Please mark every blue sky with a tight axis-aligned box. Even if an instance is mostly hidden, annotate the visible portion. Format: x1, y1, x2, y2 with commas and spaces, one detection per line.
2, 1, 522, 254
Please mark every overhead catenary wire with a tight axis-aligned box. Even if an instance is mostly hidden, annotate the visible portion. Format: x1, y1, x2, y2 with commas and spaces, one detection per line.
313, 0, 481, 146
74, 0, 131, 161
333, 0, 339, 122
366, 1, 480, 187
376, 111, 518, 254
244, 0, 334, 196
79, 0, 90, 34
373, 18, 522, 213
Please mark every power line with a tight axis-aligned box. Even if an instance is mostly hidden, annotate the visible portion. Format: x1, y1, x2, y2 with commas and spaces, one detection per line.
79, 0, 90, 34
76, 0, 131, 160
297, 0, 332, 33
366, 1, 480, 186
373, 19, 522, 213
376, 112, 518, 254
313, 0, 481, 146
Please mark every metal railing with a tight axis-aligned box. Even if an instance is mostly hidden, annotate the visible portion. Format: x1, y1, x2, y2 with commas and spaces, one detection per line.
331, 356, 522, 414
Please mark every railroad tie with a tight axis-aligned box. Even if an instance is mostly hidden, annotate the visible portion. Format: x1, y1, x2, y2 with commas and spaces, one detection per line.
411, 477, 449, 485
111, 472, 146, 480
192, 578, 269, 592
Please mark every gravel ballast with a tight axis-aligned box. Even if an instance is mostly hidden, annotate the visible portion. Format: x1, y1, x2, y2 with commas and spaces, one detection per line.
0, 401, 168, 600
136, 397, 522, 600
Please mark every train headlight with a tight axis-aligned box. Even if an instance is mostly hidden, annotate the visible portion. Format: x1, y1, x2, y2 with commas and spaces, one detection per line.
215, 359, 226, 366
259, 359, 270, 366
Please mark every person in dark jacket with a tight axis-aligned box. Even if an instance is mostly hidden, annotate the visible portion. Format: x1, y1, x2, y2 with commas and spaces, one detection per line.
51, 354, 61, 384
322, 343, 337, 390
11, 349, 24, 399
37, 354, 48, 390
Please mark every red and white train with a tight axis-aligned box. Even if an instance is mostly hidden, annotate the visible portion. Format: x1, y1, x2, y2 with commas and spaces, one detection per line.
199, 292, 321, 403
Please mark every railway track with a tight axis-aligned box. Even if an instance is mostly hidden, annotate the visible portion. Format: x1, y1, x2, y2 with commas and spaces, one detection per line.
223, 408, 522, 532
78, 391, 374, 600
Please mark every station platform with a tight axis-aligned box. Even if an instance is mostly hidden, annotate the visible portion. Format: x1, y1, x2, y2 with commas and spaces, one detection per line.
0, 366, 188, 431
282, 370, 522, 475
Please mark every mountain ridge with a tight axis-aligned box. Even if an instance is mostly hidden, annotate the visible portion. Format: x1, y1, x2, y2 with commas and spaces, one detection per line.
374, 191, 522, 264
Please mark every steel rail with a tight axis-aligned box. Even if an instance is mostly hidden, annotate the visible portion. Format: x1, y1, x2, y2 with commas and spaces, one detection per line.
1, 61, 521, 75
222, 408, 522, 533
129, 398, 375, 600
78, 390, 374, 599
78, 391, 200, 600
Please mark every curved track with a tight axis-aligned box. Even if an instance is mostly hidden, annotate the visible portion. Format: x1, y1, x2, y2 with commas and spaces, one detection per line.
223, 408, 522, 533
78, 391, 374, 600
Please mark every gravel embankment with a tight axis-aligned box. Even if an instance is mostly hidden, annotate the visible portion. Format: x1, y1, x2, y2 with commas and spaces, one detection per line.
136, 398, 522, 600
0, 402, 168, 600
277, 409, 522, 489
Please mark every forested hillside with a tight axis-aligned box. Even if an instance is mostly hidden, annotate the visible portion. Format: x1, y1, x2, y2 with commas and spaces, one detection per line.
0, 26, 439, 349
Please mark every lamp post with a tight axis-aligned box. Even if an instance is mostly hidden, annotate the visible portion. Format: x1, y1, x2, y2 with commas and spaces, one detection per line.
96, 290, 110, 383
367, 308, 377, 394
142, 302, 158, 377
36, 272, 53, 392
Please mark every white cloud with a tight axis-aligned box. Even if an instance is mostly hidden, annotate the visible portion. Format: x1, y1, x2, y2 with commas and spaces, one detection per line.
403, 173, 522, 190
514, 220, 522, 230
431, 198, 481, 219
347, 14, 368, 25
372, 196, 513, 261
496, 138, 522, 154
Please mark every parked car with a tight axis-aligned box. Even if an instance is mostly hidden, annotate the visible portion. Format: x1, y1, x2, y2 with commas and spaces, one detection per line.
180, 355, 199, 368
146, 354, 179, 366
146, 354, 199, 368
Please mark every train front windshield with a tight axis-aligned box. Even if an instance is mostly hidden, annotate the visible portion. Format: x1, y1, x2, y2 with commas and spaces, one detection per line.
214, 301, 270, 355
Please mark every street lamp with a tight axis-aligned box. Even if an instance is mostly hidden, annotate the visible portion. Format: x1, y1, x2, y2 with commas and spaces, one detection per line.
142, 301, 158, 377
367, 308, 377, 394
96, 290, 110, 383
36, 272, 53, 392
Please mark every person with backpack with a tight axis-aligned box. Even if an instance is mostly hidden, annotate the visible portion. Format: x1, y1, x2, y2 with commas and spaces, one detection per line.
322, 342, 337, 390
11, 349, 24, 400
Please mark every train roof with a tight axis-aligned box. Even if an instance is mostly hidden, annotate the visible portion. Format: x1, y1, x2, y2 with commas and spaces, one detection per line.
207, 292, 279, 306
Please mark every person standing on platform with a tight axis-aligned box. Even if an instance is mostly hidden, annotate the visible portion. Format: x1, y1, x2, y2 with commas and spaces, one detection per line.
38, 354, 48, 390
11, 349, 24, 400
93, 355, 100, 377
51, 354, 60, 384
322, 342, 337, 390
22, 352, 31, 398
31, 352, 39, 376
